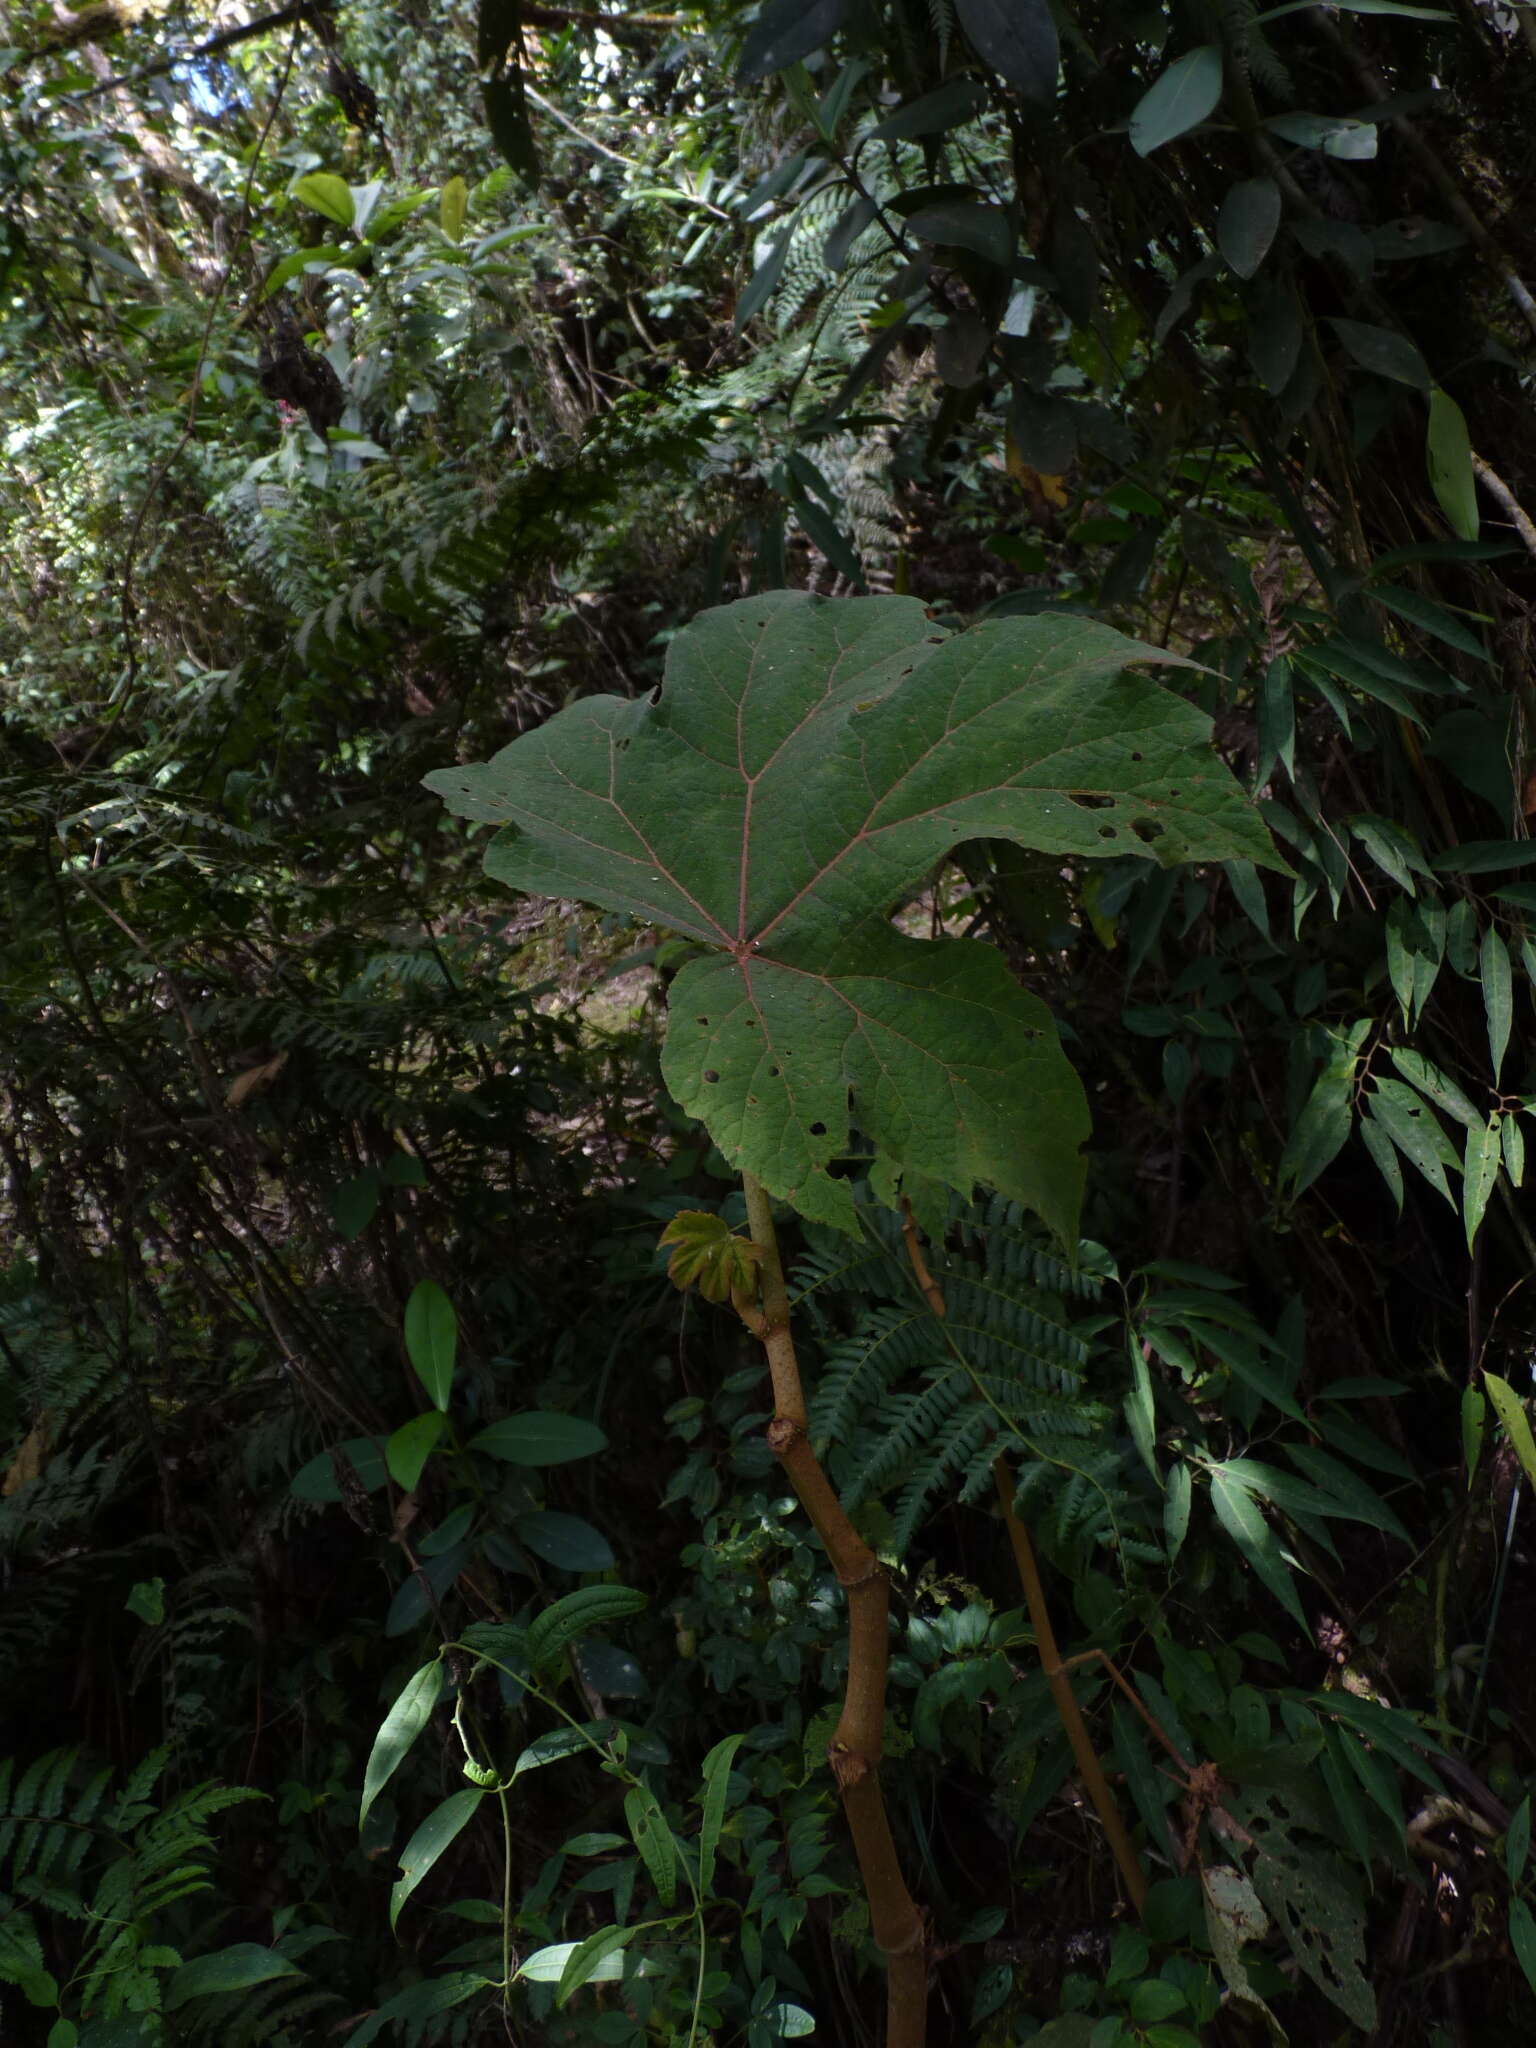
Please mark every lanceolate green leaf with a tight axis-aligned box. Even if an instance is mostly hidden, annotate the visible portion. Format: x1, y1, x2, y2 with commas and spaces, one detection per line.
1427, 388, 1479, 541
624, 1782, 678, 1906
1462, 1116, 1501, 1251
1208, 1463, 1311, 1636
404, 1279, 457, 1410
390, 1787, 484, 1929
1481, 926, 1512, 1083
427, 594, 1277, 1236
698, 1732, 747, 1897
1483, 1372, 1536, 1490
362, 1660, 444, 1829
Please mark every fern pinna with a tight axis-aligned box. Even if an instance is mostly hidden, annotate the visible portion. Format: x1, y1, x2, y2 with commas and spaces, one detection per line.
0, 1745, 262, 2033
800, 1192, 1138, 1562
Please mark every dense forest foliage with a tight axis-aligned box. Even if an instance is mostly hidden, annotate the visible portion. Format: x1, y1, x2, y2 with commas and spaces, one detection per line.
6, 0, 1536, 2042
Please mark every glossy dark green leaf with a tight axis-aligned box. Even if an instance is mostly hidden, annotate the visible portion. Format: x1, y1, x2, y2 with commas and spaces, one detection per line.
1217, 178, 1281, 279
514, 1511, 615, 1572
469, 1413, 607, 1464
1129, 47, 1223, 157
1329, 318, 1431, 391
165, 1945, 302, 2009
330, 1171, 380, 1240
290, 1436, 389, 1502
869, 79, 987, 142
905, 200, 1012, 268
404, 1278, 456, 1410
739, 0, 849, 82
953, 0, 1059, 100
528, 1584, 648, 1667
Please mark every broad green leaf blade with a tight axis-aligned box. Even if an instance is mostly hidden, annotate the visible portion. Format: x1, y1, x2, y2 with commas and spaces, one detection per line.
557, 1924, 635, 2005
292, 172, 354, 227
1427, 387, 1478, 541
738, 0, 848, 81
1481, 927, 1512, 1084
427, 594, 1278, 1235
514, 1511, 614, 1571
1217, 178, 1281, 279
165, 1944, 303, 2008
1463, 1116, 1501, 1251
1329, 318, 1431, 390
1208, 1464, 1311, 1636
953, 0, 1059, 100
390, 1787, 484, 1929
386, 1412, 448, 1492
698, 1733, 746, 1898
519, 1940, 651, 1984
664, 930, 1088, 1237
260, 243, 352, 300
1483, 1372, 1536, 1489
527, 1584, 648, 1668
1129, 47, 1223, 157
362, 1660, 444, 1829
468, 1413, 607, 1464
291, 1435, 389, 1502
905, 200, 1013, 268
869, 79, 988, 142
404, 1279, 457, 1410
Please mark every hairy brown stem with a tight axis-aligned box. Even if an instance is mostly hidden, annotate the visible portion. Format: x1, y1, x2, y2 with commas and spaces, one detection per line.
992, 1459, 1148, 1913
741, 1175, 927, 2047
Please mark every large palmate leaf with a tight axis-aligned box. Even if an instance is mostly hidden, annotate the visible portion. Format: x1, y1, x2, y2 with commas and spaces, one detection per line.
426, 593, 1275, 1235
